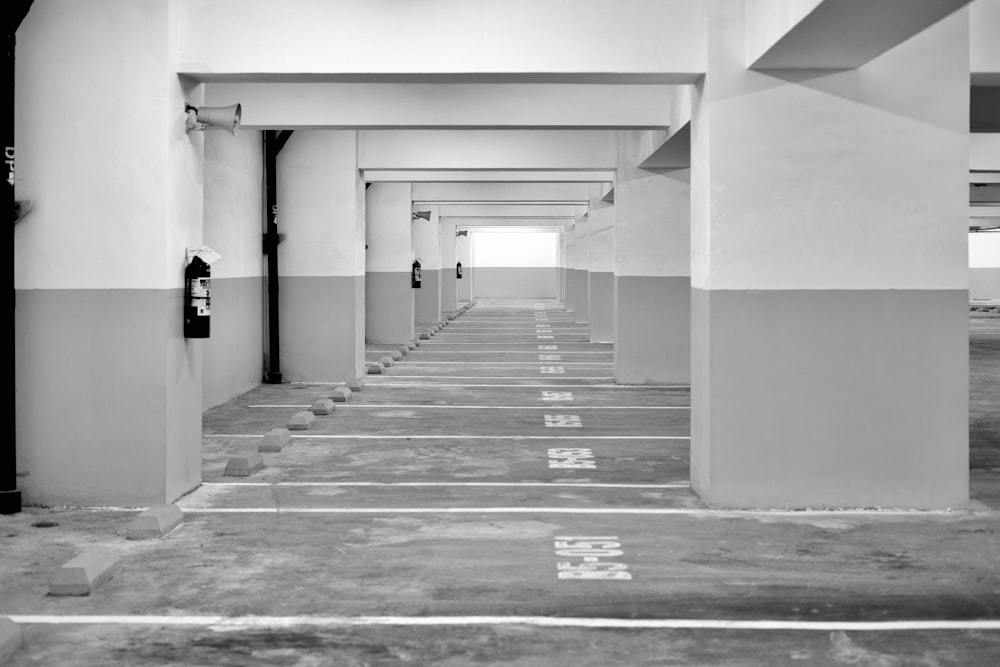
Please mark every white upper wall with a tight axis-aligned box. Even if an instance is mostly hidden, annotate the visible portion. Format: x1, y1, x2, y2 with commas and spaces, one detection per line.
203, 131, 263, 279
971, 0, 1000, 83
176, 0, 705, 82
15, 0, 202, 290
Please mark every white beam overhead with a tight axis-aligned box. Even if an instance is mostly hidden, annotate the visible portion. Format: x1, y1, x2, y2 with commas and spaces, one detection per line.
746, 0, 972, 70
359, 130, 618, 171
449, 219, 575, 228
438, 204, 587, 219
364, 170, 616, 184
177, 0, 705, 83
413, 183, 592, 204
209, 83, 671, 129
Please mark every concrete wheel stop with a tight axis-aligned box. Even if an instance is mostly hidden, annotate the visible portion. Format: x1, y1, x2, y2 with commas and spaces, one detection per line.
396, 346, 409, 356
288, 411, 317, 430
407, 340, 418, 349
389, 350, 403, 361
0, 618, 22, 663
259, 428, 291, 452
310, 398, 336, 415
330, 386, 352, 402
347, 378, 365, 392
224, 450, 264, 476
366, 362, 384, 375
378, 356, 394, 367
418, 332, 431, 340
49, 548, 122, 596
127, 504, 184, 540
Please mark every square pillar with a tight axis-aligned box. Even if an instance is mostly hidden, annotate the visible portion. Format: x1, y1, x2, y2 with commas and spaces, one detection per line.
588, 188, 615, 343
614, 130, 691, 384
440, 218, 458, 317
15, 1, 202, 506
574, 215, 590, 324
564, 226, 576, 313
456, 230, 472, 303
690, 2, 969, 508
278, 131, 365, 381
365, 183, 414, 344
413, 205, 441, 323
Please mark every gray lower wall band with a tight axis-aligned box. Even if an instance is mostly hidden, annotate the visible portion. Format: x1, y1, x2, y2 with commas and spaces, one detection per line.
615, 275, 690, 384
690, 287, 969, 509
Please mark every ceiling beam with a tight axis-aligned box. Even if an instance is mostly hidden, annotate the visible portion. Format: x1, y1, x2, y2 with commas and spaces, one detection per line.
208, 83, 671, 130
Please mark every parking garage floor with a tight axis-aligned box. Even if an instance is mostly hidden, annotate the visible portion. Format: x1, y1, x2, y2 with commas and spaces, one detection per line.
2, 300, 999, 665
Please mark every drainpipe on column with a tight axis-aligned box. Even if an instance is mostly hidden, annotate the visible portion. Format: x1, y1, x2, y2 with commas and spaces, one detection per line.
4, 0, 33, 515
263, 130, 292, 384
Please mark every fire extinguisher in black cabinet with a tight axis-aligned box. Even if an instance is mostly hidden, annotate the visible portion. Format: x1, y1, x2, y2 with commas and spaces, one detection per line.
184, 255, 211, 338
456, 261, 463, 279
412, 260, 422, 288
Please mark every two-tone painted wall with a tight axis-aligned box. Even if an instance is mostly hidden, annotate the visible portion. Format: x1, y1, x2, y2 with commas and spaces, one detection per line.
202, 130, 265, 409
970, 233, 1000, 299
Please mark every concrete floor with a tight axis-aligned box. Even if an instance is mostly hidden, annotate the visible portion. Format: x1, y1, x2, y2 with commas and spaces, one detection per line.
2, 299, 999, 665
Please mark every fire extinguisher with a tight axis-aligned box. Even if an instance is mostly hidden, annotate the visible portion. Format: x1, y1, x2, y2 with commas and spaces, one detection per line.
184, 255, 211, 338
456, 261, 463, 279
412, 260, 422, 288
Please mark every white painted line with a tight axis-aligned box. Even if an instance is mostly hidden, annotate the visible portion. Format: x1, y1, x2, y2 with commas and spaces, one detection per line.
246, 405, 690, 410
367, 376, 616, 380
211, 435, 689, 440
7, 615, 999, 631
172, 507, 971, 517
392, 362, 613, 365
202, 482, 691, 489
368, 383, 690, 389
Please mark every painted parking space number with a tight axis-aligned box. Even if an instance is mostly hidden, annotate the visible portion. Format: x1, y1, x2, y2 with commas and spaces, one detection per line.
554, 536, 632, 580
548, 447, 595, 469
541, 391, 574, 401
538, 345, 558, 351
545, 414, 581, 427
540, 366, 565, 374
539, 354, 562, 361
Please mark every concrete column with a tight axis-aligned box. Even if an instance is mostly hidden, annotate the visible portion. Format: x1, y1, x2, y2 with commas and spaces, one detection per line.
365, 183, 414, 344
14, 1, 202, 506
565, 226, 577, 313
588, 189, 615, 343
557, 228, 567, 305
413, 205, 442, 323
456, 230, 472, 303
690, 2, 969, 509
277, 131, 365, 381
440, 218, 458, 317
203, 130, 265, 409
614, 130, 690, 384
574, 215, 590, 324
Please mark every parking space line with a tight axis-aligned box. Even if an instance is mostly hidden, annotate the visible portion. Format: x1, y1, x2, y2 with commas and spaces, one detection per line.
201, 482, 691, 489
246, 404, 689, 410
210, 435, 689, 440
10, 615, 996, 631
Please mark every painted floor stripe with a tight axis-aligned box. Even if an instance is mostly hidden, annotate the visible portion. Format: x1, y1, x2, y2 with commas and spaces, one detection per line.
201, 482, 691, 489
365, 383, 690, 389
392, 362, 614, 365
369, 376, 617, 380
246, 404, 690, 410
209, 435, 689, 440
172, 507, 974, 517
6, 615, 999, 631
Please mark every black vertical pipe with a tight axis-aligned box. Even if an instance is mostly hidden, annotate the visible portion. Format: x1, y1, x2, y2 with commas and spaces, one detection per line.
3, 1, 31, 515
263, 130, 292, 384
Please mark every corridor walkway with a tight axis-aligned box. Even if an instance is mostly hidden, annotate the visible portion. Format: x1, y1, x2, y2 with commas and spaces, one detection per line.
1, 300, 999, 665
